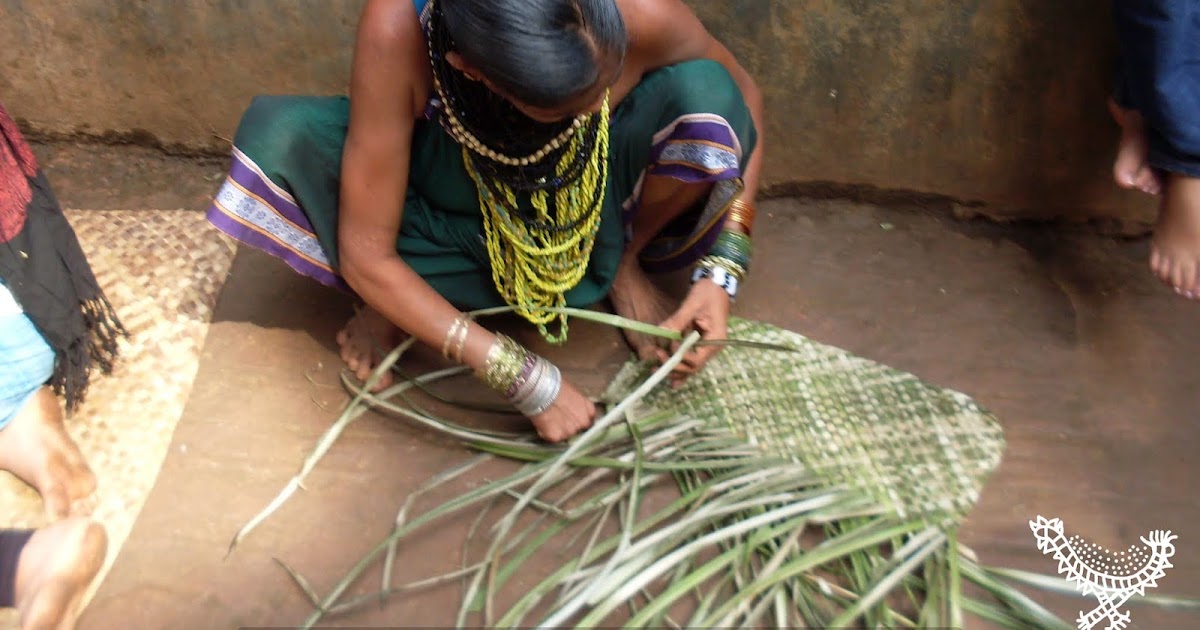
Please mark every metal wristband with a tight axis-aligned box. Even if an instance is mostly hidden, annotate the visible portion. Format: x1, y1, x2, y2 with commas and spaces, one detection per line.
691, 263, 740, 301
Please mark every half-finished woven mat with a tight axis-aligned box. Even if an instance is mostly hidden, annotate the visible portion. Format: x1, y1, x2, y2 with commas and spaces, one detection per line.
0, 210, 235, 626
605, 317, 1006, 523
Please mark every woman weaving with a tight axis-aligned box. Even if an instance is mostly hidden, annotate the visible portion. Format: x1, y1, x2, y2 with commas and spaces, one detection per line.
207, 0, 763, 442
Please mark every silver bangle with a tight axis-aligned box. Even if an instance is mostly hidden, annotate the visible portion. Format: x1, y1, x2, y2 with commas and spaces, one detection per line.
514, 362, 562, 417
510, 357, 547, 406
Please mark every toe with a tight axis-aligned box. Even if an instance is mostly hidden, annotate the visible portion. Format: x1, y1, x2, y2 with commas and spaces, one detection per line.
1137, 170, 1158, 195
1149, 249, 1169, 283
1134, 165, 1154, 185
1170, 261, 1189, 295
1187, 262, 1200, 299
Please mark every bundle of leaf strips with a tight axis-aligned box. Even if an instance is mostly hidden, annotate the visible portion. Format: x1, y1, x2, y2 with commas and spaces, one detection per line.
234, 312, 1198, 629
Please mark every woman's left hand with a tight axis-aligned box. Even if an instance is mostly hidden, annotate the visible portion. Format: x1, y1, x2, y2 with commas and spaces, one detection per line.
654, 279, 730, 387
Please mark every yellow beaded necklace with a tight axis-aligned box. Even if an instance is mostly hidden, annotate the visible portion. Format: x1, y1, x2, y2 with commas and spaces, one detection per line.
463, 95, 610, 344
426, 0, 611, 343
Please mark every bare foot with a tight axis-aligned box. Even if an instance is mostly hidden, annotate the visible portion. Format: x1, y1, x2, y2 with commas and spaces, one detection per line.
14, 518, 107, 630
1150, 174, 1200, 299
609, 258, 677, 361
335, 306, 405, 391
0, 389, 96, 521
1109, 98, 1163, 196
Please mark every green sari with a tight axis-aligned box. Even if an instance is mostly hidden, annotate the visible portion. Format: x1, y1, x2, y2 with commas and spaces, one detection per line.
207, 60, 756, 311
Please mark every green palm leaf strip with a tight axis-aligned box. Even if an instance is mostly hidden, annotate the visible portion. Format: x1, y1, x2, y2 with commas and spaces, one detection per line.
231, 311, 1200, 628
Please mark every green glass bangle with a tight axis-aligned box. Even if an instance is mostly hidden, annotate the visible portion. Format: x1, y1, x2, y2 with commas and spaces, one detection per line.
709, 231, 753, 272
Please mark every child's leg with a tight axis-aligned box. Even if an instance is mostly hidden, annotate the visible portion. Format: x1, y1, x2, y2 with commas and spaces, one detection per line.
1113, 0, 1200, 297
0, 310, 97, 520
0, 388, 97, 521
11, 519, 107, 630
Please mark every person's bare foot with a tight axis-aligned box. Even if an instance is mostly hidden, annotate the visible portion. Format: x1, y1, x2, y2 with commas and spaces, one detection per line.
335, 306, 405, 391
0, 389, 96, 521
1109, 98, 1164, 196
609, 258, 676, 361
14, 518, 107, 630
1150, 174, 1200, 299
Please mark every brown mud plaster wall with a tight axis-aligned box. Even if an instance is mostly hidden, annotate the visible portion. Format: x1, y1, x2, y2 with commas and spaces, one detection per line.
0, 0, 1155, 228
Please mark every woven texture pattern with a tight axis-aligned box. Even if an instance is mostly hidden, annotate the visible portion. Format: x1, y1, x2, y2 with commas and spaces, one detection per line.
0, 210, 235, 624
620, 318, 1005, 523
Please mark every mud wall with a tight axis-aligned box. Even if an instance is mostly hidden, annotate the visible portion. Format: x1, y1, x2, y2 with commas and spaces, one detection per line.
0, 0, 1154, 227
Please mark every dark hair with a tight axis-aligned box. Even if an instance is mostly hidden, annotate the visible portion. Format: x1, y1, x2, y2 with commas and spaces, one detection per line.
441, 0, 628, 110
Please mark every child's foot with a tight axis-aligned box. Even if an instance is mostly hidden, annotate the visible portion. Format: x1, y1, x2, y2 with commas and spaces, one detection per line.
1109, 98, 1164, 196
15, 518, 107, 630
1151, 174, 1200, 299
335, 306, 405, 392
0, 389, 96, 521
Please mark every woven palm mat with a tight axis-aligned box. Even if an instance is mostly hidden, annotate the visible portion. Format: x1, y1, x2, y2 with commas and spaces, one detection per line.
606, 317, 1006, 524
0, 210, 235, 626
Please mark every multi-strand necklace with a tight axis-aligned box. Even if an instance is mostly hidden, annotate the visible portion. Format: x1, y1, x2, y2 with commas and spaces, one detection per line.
426, 0, 610, 343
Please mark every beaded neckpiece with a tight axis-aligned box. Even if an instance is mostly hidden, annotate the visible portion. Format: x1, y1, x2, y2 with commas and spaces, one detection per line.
426, 0, 611, 343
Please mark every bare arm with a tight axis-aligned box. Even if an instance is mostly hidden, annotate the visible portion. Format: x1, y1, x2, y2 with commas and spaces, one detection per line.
337, 1, 595, 440
619, 0, 766, 203
337, 0, 496, 368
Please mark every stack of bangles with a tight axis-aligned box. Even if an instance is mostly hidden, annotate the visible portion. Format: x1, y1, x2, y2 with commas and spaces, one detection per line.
442, 314, 562, 417
692, 198, 756, 301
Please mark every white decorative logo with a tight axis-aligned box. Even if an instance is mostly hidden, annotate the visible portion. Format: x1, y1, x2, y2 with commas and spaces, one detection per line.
1029, 515, 1177, 630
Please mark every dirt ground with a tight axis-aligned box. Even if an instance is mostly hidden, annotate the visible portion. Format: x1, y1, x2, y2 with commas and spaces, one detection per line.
30, 141, 1200, 629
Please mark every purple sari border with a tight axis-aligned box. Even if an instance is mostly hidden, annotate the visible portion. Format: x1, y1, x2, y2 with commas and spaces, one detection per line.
645, 115, 741, 184
652, 114, 741, 146
206, 204, 348, 291
227, 149, 312, 231
648, 163, 741, 182
621, 113, 747, 272
653, 120, 739, 150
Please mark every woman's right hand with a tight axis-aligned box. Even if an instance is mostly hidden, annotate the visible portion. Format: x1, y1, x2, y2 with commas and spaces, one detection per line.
529, 378, 596, 443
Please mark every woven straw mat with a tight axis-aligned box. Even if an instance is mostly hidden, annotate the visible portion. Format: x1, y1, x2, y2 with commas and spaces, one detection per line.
0, 210, 236, 625
605, 317, 1006, 525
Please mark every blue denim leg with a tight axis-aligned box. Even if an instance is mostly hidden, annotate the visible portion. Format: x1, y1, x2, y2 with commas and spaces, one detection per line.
0, 312, 56, 429
1113, 0, 1200, 176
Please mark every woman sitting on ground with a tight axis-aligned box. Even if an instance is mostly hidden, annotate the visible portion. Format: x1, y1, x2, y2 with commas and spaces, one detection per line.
207, 0, 764, 442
